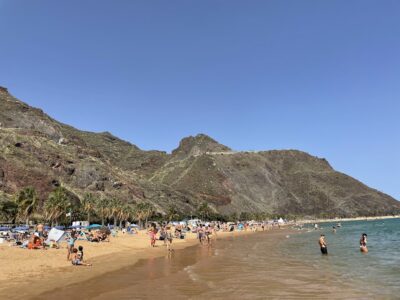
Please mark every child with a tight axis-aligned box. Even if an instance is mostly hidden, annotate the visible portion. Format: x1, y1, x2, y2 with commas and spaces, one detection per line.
71, 248, 91, 266
67, 232, 77, 261
78, 245, 84, 261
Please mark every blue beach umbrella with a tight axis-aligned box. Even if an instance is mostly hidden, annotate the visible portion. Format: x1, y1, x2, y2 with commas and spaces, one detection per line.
69, 225, 82, 229
14, 226, 29, 231
0, 227, 10, 231
86, 224, 102, 229
54, 226, 65, 230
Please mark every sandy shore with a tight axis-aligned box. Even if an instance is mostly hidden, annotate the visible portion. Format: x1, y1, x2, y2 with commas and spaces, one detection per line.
0, 229, 261, 300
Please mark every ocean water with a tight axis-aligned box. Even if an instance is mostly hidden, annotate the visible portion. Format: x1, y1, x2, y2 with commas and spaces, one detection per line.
37, 219, 400, 300
283, 218, 400, 298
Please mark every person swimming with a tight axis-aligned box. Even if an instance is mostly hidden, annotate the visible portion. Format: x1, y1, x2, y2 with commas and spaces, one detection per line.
319, 234, 328, 255
332, 226, 336, 233
360, 233, 368, 253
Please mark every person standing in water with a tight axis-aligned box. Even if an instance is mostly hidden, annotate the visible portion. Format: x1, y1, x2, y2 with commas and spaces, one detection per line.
360, 233, 368, 253
319, 234, 328, 255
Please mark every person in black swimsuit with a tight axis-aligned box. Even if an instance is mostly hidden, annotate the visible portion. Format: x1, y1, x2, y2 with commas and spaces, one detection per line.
319, 234, 328, 255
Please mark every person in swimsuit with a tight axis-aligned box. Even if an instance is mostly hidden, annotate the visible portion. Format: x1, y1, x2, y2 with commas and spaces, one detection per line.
67, 232, 77, 261
319, 234, 328, 255
197, 225, 205, 244
165, 226, 173, 251
71, 248, 91, 266
360, 233, 368, 253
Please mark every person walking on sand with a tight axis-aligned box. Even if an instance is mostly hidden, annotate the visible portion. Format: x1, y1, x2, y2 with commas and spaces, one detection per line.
360, 233, 368, 253
149, 225, 157, 247
165, 226, 173, 251
319, 234, 328, 255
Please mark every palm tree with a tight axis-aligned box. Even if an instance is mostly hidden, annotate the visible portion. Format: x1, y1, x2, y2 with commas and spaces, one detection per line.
135, 202, 154, 229
106, 198, 123, 226
196, 202, 213, 221
166, 204, 180, 223
95, 197, 109, 226
0, 198, 18, 223
15, 187, 39, 225
45, 187, 72, 226
81, 193, 97, 224
118, 204, 135, 228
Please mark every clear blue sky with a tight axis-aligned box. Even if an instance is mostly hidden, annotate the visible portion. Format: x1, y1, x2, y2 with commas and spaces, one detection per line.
0, 1, 399, 200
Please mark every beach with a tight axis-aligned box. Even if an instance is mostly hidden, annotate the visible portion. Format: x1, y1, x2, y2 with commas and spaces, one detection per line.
0, 228, 260, 300
31, 225, 367, 300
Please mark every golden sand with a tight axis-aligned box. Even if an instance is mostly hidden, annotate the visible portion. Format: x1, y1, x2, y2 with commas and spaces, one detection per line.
0, 229, 257, 299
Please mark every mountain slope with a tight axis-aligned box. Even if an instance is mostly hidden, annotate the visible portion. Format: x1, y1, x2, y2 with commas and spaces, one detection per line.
0, 86, 399, 217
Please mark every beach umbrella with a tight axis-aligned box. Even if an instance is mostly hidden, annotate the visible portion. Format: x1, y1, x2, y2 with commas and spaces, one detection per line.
86, 224, 102, 229
54, 226, 65, 230
0, 227, 10, 231
14, 226, 29, 231
69, 225, 82, 229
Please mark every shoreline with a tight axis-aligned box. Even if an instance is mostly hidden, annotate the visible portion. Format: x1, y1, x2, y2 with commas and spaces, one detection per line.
298, 215, 400, 224
0, 228, 262, 300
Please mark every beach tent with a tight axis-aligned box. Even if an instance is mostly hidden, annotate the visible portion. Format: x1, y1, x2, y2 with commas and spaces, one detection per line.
45, 228, 66, 244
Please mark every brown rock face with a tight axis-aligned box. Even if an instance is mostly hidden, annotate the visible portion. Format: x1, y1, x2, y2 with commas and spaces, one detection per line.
0, 87, 399, 217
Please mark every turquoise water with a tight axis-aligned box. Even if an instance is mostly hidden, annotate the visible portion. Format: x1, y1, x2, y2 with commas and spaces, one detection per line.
284, 218, 400, 298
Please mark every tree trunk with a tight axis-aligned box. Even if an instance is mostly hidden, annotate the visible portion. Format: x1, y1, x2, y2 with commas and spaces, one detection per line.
113, 216, 117, 226
87, 212, 91, 225
119, 220, 123, 228
101, 216, 105, 226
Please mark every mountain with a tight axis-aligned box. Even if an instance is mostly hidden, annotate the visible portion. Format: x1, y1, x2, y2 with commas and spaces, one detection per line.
0, 86, 399, 218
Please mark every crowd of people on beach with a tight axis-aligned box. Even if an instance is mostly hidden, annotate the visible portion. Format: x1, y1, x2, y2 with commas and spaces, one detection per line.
0, 223, 114, 267
0, 219, 287, 269
146, 220, 281, 251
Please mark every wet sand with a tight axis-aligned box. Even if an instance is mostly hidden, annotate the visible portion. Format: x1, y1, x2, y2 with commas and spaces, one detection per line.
0, 229, 257, 300
33, 229, 365, 300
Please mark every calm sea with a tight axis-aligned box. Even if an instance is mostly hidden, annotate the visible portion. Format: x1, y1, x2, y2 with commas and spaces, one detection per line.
283, 218, 400, 299
37, 218, 400, 299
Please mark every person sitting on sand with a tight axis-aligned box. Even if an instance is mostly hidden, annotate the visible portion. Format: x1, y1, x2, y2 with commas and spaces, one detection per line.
71, 248, 91, 266
78, 245, 85, 261
28, 234, 44, 250
360, 233, 368, 253
319, 234, 328, 255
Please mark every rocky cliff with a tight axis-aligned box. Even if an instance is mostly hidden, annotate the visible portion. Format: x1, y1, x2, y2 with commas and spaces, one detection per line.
0, 87, 399, 217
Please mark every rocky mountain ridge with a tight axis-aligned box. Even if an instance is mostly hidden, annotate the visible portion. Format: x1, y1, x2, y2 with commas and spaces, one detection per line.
0, 86, 399, 218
